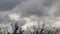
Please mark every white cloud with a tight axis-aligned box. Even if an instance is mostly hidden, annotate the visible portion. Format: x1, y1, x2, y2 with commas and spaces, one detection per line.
8, 13, 20, 21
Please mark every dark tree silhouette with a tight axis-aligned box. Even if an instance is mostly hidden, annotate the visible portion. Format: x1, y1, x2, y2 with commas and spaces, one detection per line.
6, 22, 60, 34
7, 31, 10, 34
36, 29, 38, 34
13, 23, 19, 34
19, 28, 23, 34
39, 23, 45, 34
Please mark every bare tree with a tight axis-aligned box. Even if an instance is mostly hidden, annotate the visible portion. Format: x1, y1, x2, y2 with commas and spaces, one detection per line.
19, 28, 23, 34
13, 23, 19, 34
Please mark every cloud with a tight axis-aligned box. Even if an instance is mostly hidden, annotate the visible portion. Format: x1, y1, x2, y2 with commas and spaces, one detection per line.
43, 0, 55, 7
0, 0, 60, 31
0, 0, 20, 11
11, 0, 57, 17
17, 0, 44, 17
8, 13, 20, 21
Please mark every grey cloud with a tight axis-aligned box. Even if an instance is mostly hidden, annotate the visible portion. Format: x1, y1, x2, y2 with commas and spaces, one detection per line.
17, 0, 44, 17
16, 0, 56, 17
0, 18, 5, 23
0, 0, 20, 11
0, 0, 59, 24
43, 0, 55, 7
21, 0, 60, 17
0, 0, 56, 17
0, 15, 11, 23
0, 12, 15, 23
54, 8, 60, 17
0, 12, 25, 28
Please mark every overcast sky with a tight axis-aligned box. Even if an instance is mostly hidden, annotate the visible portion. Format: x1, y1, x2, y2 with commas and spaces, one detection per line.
0, 0, 60, 30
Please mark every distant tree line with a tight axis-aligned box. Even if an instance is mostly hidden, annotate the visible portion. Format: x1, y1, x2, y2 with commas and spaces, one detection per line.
6, 23, 60, 34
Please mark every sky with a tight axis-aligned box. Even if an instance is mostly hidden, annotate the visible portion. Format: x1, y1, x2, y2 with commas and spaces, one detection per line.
0, 0, 60, 31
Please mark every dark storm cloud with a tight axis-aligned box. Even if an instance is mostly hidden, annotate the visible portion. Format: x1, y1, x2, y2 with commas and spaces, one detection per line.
16, 0, 56, 17
17, 0, 43, 17
0, 18, 4, 23
0, 12, 17, 23
54, 8, 60, 17
43, 0, 55, 7
20, 5, 44, 17
0, 0, 20, 11
0, 13, 11, 23
0, 0, 56, 17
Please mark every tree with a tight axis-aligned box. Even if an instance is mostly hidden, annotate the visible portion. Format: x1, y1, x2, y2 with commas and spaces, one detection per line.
19, 28, 23, 34
13, 23, 19, 34
39, 23, 45, 34
7, 31, 10, 34
36, 29, 38, 34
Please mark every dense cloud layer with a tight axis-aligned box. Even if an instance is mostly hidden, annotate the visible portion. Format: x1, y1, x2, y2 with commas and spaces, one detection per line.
12, 0, 57, 17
